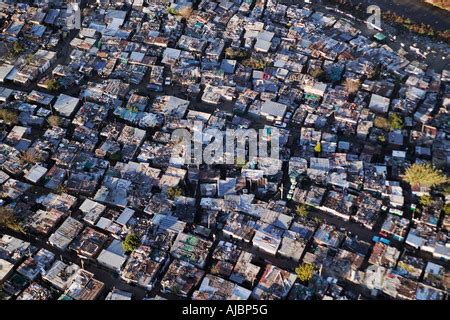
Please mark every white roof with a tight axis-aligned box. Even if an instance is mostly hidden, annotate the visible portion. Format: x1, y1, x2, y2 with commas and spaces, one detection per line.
152, 214, 186, 233
96, 217, 113, 230
260, 100, 287, 118
244, 30, 259, 39
162, 48, 181, 64
130, 51, 145, 63
53, 94, 80, 117
97, 240, 126, 272
405, 231, 424, 249
257, 31, 275, 42
79, 198, 104, 213
254, 39, 271, 52
116, 207, 134, 226
24, 164, 48, 183
369, 94, 390, 112
304, 82, 328, 96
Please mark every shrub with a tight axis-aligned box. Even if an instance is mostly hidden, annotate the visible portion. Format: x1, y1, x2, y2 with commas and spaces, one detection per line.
12, 41, 25, 55
47, 115, 62, 127
167, 187, 184, 200
225, 48, 248, 60
123, 234, 141, 253
167, 7, 179, 15
419, 194, 432, 207
374, 116, 389, 130
242, 58, 267, 70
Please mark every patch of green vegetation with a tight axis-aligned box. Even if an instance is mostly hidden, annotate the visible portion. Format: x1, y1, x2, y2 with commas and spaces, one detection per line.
167, 187, 184, 200
12, 41, 25, 55
403, 164, 447, 188
419, 194, 432, 207
0, 109, 19, 125
123, 233, 141, 253
295, 263, 315, 282
242, 58, 268, 70
388, 113, 404, 131
295, 204, 309, 218
45, 79, 60, 92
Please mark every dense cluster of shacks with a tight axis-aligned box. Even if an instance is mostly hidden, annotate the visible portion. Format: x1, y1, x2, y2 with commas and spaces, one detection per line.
0, 0, 449, 301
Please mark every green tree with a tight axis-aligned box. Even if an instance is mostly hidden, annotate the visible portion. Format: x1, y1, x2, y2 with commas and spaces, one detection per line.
419, 194, 432, 207
403, 163, 447, 188
295, 263, 314, 282
0, 109, 19, 125
389, 113, 404, 131
12, 41, 24, 55
123, 234, 141, 253
295, 204, 309, 218
0, 207, 25, 234
46, 79, 60, 92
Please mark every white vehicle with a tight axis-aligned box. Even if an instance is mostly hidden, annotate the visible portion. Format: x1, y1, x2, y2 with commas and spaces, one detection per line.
164, 77, 172, 86
274, 121, 287, 128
